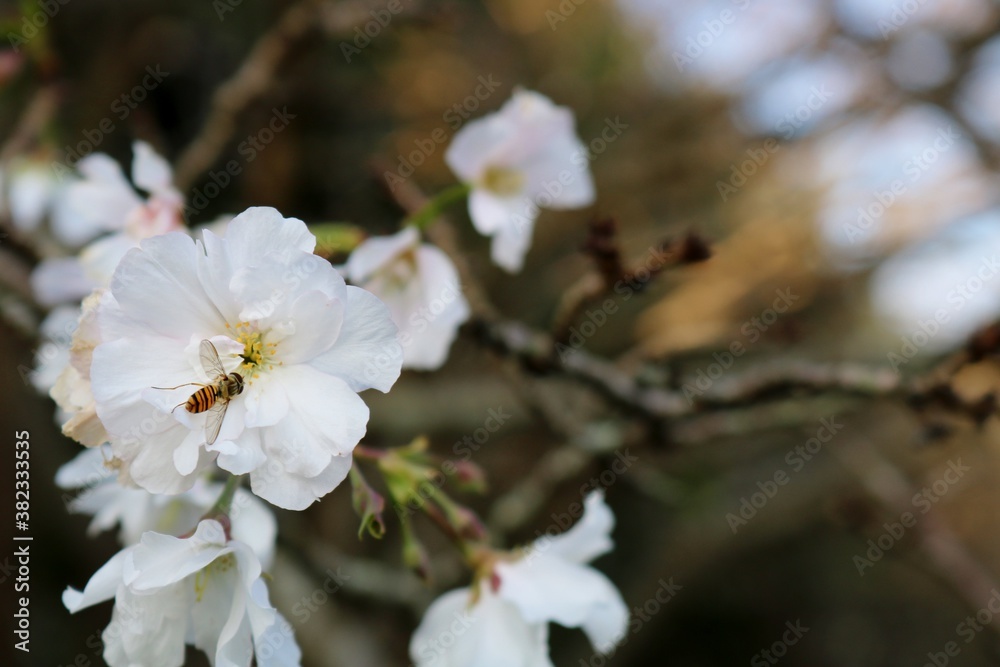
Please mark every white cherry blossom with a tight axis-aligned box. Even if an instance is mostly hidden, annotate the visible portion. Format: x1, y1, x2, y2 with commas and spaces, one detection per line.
88, 206, 402, 510
49, 290, 109, 447
64, 519, 300, 667
445, 89, 595, 273
345, 226, 469, 370
2, 155, 60, 233
410, 491, 628, 667
57, 447, 277, 567
32, 305, 81, 396
33, 141, 186, 306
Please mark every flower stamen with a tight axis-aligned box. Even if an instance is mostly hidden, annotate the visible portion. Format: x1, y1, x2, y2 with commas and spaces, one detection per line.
230, 322, 277, 380
481, 166, 525, 198
193, 553, 236, 602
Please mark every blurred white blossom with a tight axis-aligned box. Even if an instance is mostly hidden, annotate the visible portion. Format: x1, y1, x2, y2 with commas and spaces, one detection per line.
345, 226, 469, 370
32, 304, 80, 396
49, 290, 108, 447
410, 491, 628, 667
2, 155, 61, 233
445, 89, 594, 273
57, 447, 278, 566
870, 212, 1000, 355
32, 141, 186, 306
64, 519, 300, 667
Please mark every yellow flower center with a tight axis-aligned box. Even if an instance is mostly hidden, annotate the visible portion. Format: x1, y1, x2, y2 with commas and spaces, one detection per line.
193, 553, 237, 602
226, 321, 280, 380
481, 166, 525, 198
382, 249, 418, 293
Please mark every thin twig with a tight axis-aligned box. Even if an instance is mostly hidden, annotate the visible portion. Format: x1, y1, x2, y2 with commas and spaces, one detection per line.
0, 84, 59, 163
172, 0, 324, 191
834, 443, 1000, 638
482, 319, 905, 419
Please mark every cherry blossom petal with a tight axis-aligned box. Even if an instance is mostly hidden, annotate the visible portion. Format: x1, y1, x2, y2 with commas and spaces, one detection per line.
124, 521, 229, 590
53, 153, 142, 244
310, 285, 402, 392
213, 436, 266, 481
250, 447, 353, 511
345, 225, 420, 281
131, 141, 176, 197
103, 586, 190, 667
229, 488, 278, 570
223, 207, 316, 268
488, 205, 538, 273
445, 114, 514, 181
497, 556, 628, 655
8, 165, 54, 231
111, 233, 226, 339
31, 257, 93, 306
533, 490, 614, 564
520, 132, 594, 209
410, 587, 554, 667
255, 612, 303, 667
62, 549, 128, 612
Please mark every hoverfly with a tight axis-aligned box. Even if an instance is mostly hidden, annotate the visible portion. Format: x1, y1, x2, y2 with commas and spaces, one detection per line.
155, 340, 244, 445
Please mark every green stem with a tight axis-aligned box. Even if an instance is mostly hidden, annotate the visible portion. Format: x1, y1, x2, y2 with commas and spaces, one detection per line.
354, 444, 387, 461
211, 474, 244, 516
404, 182, 472, 230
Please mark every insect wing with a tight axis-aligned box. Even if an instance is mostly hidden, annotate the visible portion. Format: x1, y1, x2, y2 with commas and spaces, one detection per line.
199, 339, 228, 380
203, 398, 229, 446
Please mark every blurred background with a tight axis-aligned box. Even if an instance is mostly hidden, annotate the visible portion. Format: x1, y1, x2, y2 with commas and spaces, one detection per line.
5, 0, 1000, 665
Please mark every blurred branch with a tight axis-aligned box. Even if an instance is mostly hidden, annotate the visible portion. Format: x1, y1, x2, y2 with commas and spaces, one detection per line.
0, 84, 59, 262
550, 217, 710, 344
834, 442, 1000, 639
174, 0, 427, 192
283, 535, 433, 614
851, 21, 999, 170
0, 83, 58, 163
481, 319, 904, 419
0, 246, 34, 303
488, 443, 592, 536
173, 0, 322, 190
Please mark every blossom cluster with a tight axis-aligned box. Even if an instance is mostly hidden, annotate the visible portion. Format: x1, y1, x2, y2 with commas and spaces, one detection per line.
13, 88, 621, 666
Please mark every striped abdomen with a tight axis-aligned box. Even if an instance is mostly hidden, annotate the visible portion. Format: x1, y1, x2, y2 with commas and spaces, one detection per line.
185, 386, 218, 414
